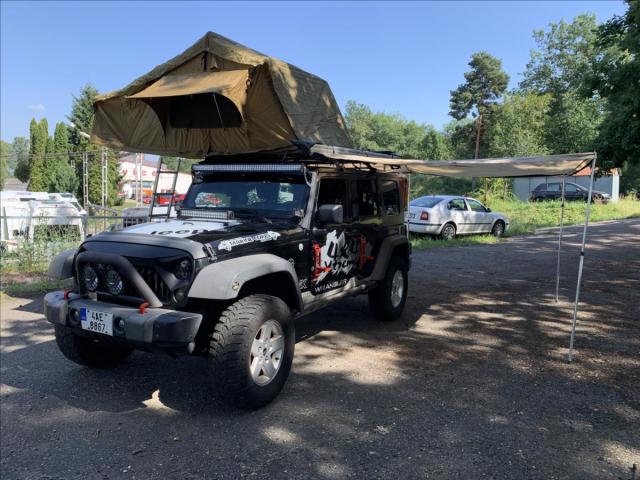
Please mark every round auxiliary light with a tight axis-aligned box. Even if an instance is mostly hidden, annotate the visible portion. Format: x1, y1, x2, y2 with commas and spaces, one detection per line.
82, 265, 99, 292
175, 259, 193, 280
105, 268, 124, 296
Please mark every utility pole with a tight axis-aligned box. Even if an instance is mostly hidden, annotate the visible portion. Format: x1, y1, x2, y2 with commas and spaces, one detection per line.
82, 152, 89, 209
101, 147, 108, 208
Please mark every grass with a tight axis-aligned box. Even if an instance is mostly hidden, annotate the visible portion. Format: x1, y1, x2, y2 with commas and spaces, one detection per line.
411, 197, 640, 250
1, 274, 72, 297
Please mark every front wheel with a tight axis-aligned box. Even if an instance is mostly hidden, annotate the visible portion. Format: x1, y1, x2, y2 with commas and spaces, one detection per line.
54, 325, 133, 368
209, 294, 294, 409
491, 220, 505, 237
368, 256, 408, 321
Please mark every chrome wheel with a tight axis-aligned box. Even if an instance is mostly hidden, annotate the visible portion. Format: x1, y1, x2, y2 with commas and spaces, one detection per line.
249, 320, 284, 386
390, 269, 404, 308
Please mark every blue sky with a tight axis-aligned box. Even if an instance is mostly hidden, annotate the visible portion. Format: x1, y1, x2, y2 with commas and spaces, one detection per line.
0, 1, 626, 142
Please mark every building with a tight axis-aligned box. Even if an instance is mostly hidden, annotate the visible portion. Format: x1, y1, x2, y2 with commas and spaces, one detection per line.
118, 154, 192, 199
512, 167, 620, 202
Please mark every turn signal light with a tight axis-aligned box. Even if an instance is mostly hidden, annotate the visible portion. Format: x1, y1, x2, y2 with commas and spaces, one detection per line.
420, 211, 429, 221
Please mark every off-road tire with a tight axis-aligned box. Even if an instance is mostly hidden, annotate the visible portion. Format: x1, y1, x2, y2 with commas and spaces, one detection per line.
54, 325, 133, 368
209, 294, 294, 409
491, 220, 505, 237
368, 256, 408, 321
440, 222, 457, 241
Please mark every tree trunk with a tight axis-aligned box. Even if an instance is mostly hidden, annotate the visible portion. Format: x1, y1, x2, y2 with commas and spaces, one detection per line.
472, 114, 482, 191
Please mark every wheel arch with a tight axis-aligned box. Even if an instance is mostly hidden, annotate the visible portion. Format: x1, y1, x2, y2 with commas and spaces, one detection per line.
439, 220, 457, 234
370, 234, 411, 281
188, 254, 303, 313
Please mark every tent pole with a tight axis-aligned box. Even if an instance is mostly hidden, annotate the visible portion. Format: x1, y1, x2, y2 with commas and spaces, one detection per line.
568, 155, 597, 363
555, 175, 566, 302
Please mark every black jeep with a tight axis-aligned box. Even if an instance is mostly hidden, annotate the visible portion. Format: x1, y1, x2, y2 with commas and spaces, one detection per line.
45, 148, 411, 408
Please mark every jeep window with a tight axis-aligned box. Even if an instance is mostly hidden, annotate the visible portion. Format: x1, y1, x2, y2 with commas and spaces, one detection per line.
317, 179, 348, 207
354, 180, 378, 218
182, 173, 309, 219
381, 180, 401, 215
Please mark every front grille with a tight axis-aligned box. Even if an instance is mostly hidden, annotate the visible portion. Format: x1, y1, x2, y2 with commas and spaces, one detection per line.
133, 265, 172, 304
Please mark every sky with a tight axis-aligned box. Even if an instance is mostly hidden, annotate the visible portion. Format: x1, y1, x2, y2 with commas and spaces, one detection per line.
0, 0, 627, 142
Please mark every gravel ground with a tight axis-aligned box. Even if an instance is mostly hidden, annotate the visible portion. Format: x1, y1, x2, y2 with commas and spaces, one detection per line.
1, 219, 638, 480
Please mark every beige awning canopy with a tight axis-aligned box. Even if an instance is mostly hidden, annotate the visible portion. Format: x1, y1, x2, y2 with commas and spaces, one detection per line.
307, 145, 596, 178
128, 70, 248, 99
91, 32, 352, 157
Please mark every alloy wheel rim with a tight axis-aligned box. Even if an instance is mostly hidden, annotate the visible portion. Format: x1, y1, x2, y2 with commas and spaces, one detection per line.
390, 270, 404, 308
249, 320, 285, 386
444, 225, 454, 239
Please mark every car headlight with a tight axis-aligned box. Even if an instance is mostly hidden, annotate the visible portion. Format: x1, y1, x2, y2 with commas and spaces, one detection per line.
105, 268, 124, 296
174, 259, 193, 280
82, 265, 99, 292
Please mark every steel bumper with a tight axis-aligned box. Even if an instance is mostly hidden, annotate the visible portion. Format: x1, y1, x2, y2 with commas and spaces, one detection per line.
44, 291, 203, 352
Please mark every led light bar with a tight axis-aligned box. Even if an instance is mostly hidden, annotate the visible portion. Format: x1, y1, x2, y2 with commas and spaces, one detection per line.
178, 208, 235, 220
192, 163, 304, 173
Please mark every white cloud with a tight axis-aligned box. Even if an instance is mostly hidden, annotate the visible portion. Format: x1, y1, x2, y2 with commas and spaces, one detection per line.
27, 104, 45, 112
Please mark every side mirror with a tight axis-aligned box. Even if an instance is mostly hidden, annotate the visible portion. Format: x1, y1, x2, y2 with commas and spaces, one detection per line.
486, 207, 492, 212
317, 204, 343, 225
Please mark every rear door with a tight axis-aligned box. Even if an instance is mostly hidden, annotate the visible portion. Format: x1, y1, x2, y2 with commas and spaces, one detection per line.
445, 198, 469, 233
351, 177, 382, 278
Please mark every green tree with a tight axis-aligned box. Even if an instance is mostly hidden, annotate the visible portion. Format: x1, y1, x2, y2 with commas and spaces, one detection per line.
67, 84, 120, 205
28, 118, 49, 191
486, 93, 552, 157
519, 14, 605, 154
449, 52, 510, 160
0, 140, 10, 189
49, 122, 78, 193
159, 156, 197, 173
421, 127, 452, 161
587, 0, 640, 184
11, 137, 30, 183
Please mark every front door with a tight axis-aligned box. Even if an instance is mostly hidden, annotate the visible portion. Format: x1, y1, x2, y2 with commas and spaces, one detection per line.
309, 178, 358, 295
465, 198, 492, 233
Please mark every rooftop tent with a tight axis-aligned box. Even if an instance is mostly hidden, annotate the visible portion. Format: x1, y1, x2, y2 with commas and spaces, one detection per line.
91, 32, 352, 157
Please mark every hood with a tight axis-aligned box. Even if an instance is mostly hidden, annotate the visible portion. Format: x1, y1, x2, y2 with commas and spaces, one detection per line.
122, 219, 241, 239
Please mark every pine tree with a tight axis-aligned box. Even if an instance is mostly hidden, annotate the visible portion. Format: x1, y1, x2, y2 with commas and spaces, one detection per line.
50, 122, 78, 193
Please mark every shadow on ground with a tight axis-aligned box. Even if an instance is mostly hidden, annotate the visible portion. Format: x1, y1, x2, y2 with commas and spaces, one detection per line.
1, 220, 638, 480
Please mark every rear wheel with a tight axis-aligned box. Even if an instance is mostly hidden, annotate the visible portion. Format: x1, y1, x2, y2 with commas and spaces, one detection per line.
440, 222, 457, 241
208, 294, 294, 409
491, 220, 505, 237
368, 256, 408, 321
54, 325, 133, 368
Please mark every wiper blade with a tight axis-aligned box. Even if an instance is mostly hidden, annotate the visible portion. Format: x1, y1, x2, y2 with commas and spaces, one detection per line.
233, 209, 273, 224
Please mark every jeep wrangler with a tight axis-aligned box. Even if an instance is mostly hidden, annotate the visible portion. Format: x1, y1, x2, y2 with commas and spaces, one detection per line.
45, 152, 411, 408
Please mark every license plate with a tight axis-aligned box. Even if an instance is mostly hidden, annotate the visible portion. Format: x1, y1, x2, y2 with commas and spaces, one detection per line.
80, 308, 113, 336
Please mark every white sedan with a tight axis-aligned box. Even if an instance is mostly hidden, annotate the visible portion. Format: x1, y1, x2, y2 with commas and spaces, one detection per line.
407, 195, 509, 240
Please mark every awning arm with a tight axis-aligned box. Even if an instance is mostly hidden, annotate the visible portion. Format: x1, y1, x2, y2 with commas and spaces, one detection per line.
555, 175, 566, 302
568, 154, 597, 362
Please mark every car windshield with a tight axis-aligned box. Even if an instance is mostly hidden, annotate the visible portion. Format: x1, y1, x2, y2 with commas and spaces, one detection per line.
181, 173, 310, 221
410, 196, 443, 208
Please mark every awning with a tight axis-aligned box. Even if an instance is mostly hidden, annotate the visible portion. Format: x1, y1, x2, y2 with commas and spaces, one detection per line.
128, 70, 248, 99
308, 145, 596, 178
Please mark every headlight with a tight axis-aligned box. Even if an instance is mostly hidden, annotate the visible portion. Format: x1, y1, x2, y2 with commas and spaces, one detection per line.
82, 265, 99, 292
174, 259, 193, 280
105, 268, 124, 296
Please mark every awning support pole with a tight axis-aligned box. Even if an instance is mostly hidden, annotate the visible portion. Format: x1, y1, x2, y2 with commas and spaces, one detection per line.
568, 155, 597, 363
555, 175, 566, 302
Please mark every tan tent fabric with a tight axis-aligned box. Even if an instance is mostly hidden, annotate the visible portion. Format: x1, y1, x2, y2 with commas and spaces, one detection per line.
308, 145, 596, 178
92, 32, 351, 157
128, 70, 248, 99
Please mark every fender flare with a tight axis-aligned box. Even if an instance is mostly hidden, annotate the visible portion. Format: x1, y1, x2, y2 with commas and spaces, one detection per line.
48, 248, 77, 279
370, 235, 411, 281
188, 253, 303, 312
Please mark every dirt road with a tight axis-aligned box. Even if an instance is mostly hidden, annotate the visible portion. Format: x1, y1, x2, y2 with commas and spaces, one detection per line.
1, 219, 638, 479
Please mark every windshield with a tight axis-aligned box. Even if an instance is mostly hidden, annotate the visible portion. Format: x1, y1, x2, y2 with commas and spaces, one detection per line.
410, 196, 443, 208
182, 173, 309, 220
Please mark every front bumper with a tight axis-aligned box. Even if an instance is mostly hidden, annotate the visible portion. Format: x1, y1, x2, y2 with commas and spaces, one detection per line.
44, 291, 203, 354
